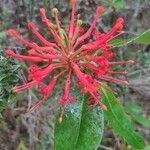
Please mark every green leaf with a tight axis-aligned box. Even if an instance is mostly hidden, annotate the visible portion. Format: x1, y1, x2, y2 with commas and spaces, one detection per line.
101, 0, 126, 10
0, 49, 19, 112
124, 103, 150, 128
110, 29, 150, 47
135, 30, 150, 44
133, 115, 150, 128
124, 102, 142, 115
144, 145, 150, 150
11, 65, 20, 72
54, 89, 104, 150
0, 74, 7, 81
112, 0, 126, 10
100, 88, 145, 149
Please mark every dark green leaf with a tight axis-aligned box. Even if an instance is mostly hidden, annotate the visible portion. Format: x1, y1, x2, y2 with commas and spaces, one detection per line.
110, 29, 150, 47
0, 49, 19, 112
54, 89, 104, 150
100, 88, 145, 149
8, 94, 17, 104
0, 74, 7, 81
11, 65, 20, 72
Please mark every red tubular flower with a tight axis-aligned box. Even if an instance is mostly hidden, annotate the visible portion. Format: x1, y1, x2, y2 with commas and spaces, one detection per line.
5, 0, 133, 122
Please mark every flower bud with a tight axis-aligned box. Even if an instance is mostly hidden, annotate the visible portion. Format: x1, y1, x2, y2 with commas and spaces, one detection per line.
52, 8, 59, 16
70, 0, 76, 5
96, 6, 104, 15
127, 60, 134, 64
116, 18, 124, 24
77, 20, 82, 26
28, 22, 35, 29
7, 29, 17, 36
115, 23, 123, 30
39, 8, 46, 18
5, 50, 15, 56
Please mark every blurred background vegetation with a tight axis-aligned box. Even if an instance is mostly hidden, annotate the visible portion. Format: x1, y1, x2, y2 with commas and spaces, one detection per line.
0, 0, 150, 149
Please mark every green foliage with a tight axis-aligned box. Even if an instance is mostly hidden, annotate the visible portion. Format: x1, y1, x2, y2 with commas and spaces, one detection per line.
0, 0, 149, 149
110, 29, 150, 47
0, 50, 20, 112
54, 89, 104, 150
124, 103, 150, 128
125, 102, 142, 115
100, 88, 145, 149
135, 30, 150, 44
101, 0, 126, 10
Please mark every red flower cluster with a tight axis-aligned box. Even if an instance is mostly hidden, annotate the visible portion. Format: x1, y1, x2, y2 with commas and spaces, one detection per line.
5, 0, 133, 117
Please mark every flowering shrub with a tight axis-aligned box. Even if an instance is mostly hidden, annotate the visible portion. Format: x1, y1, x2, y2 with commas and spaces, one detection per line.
5, 0, 134, 116
3, 0, 148, 149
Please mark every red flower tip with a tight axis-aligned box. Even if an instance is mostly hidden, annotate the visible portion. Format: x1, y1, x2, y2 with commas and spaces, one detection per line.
120, 31, 125, 34
71, 0, 76, 5
39, 8, 49, 21
97, 6, 104, 14
115, 23, 123, 30
5, 50, 15, 56
60, 97, 67, 106
28, 22, 35, 29
102, 104, 107, 110
116, 18, 124, 24
39, 8, 46, 17
39, 8, 51, 25
124, 81, 129, 85
7, 29, 17, 36
12, 87, 19, 93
